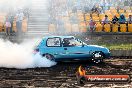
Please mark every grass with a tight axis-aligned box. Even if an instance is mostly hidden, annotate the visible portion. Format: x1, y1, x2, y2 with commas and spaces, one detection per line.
99, 44, 132, 50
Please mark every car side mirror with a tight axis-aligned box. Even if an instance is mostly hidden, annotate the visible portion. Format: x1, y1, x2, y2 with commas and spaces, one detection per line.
82, 42, 84, 47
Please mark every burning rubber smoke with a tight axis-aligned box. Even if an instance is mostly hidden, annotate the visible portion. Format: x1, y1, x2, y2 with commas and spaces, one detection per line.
0, 39, 56, 69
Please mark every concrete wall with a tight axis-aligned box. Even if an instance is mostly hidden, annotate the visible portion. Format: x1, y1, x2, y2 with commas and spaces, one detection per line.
76, 33, 132, 56
77, 33, 132, 44
110, 50, 132, 56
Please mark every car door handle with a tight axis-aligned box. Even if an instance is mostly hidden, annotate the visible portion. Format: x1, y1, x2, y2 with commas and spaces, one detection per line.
64, 48, 67, 50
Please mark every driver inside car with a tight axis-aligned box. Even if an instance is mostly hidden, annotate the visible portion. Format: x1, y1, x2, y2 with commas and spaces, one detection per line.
63, 38, 76, 47
63, 38, 70, 47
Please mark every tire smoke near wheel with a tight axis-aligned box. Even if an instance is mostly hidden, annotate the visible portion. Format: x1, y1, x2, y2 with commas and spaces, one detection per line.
0, 39, 56, 69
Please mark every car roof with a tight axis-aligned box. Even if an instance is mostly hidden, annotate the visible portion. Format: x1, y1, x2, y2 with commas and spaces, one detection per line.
43, 36, 75, 39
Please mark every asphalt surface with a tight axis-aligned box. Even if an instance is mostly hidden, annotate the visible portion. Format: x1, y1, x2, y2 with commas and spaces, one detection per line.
0, 58, 131, 88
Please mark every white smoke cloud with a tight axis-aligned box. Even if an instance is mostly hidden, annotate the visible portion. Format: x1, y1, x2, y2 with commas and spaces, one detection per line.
0, 39, 56, 69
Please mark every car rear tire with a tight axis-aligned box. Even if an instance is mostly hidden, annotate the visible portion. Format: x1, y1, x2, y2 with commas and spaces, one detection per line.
92, 51, 104, 63
44, 54, 55, 61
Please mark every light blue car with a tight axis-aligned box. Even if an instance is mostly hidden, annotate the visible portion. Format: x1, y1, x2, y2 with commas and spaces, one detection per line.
35, 36, 110, 63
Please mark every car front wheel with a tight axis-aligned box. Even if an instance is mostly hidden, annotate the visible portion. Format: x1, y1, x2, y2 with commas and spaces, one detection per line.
92, 52, 104, 63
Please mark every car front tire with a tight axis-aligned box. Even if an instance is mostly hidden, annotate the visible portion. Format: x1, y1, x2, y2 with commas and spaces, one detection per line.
92, 51, 104, 63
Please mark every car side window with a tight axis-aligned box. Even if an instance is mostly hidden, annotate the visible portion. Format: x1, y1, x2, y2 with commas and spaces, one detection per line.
63, 38, 75, 47
47, 38, 61, 47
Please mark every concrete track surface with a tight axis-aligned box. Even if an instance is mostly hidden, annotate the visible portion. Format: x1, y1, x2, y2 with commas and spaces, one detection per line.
0, 58, 131, 88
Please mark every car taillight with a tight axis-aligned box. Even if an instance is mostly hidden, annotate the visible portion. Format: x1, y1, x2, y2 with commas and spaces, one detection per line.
33, 48, 39, 54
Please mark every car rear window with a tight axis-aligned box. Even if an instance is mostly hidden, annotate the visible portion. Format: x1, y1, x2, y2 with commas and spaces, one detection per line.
47, 37, 61, 47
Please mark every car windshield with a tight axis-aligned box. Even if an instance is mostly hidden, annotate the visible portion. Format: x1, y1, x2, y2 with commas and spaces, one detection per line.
63, 37, 82, 47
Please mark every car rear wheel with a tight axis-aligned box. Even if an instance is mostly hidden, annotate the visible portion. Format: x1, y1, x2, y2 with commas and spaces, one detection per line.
44, 54, 55, 61
92, 52, 104, 63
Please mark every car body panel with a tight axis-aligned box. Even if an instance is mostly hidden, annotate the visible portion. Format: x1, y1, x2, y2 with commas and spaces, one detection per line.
36, 36, 110, 61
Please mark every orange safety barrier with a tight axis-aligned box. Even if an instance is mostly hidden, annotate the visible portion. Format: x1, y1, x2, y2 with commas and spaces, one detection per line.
104, 24, 111, 32
106, 14, 113, 21
64, 23, 72, 32
96, 21, 100, 24
85, 14, 90, 21
119, 10, 124, 14
22, 19, 27, 32
48, 24, 56, 33
112, 24, 118, 32
110, 9, 117, 14
128, 12, 132, 15
115, 13, 120, 18
72, 24, 79, 32
92, 13, 98, 18
120, 24, 127, 32
99, 14, 105, 21
92, 17, 99, 21
128, 24, 132, 32
79, 22, 87, 32
95, 23, 102, 32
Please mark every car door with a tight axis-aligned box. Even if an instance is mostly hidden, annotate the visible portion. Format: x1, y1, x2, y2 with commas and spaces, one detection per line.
62, 38, 89, 59
45, 37, 66, 59
45, 37, 62, 55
